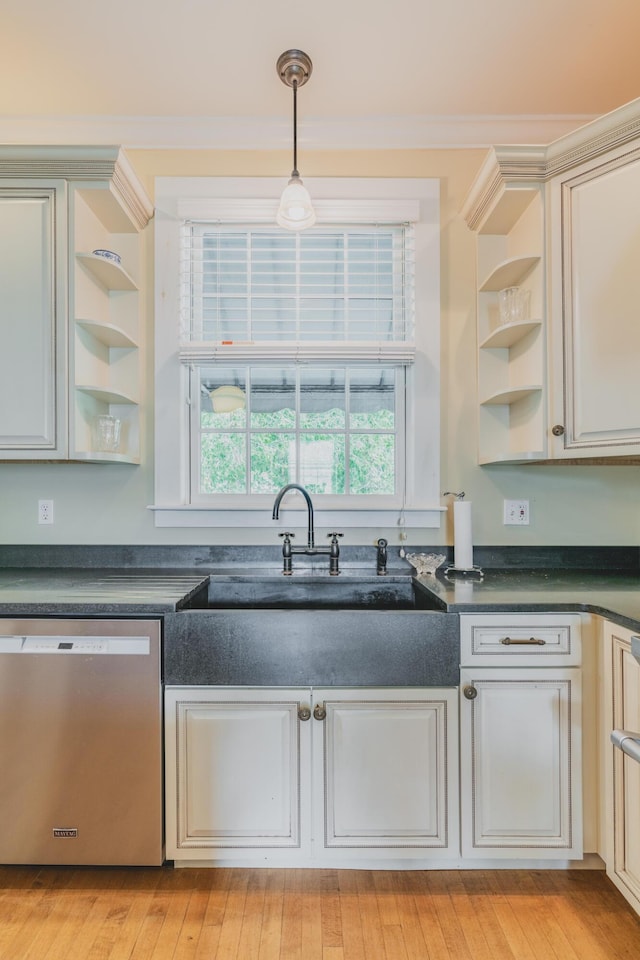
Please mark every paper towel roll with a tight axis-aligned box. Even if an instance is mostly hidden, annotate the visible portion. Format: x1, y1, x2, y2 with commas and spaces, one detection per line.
453, 499, 473, 571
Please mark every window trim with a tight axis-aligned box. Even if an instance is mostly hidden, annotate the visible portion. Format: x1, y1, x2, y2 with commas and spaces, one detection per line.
152, 176, 442, 529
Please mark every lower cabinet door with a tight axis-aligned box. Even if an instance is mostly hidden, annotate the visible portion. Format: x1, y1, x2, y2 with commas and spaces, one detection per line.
313, 687, 459, 860
166, 685, 459, 865
460, 667, 582, 859
607, 624, 640, 909
165, 687, 311, 861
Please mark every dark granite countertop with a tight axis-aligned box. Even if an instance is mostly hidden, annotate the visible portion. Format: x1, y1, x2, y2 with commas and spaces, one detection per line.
0, 557, 638, 633
414, 568, 640, 632
0, 569, 209, 616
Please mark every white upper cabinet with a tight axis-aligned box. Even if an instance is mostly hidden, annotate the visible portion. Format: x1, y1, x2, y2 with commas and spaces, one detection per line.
0, 147, 153, 463
464, 98, 640, 464
0, 182, 67, 458
547, 133, 640, 459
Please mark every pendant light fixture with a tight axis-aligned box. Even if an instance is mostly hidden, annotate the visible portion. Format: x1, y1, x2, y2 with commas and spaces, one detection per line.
276, 49, 316, 231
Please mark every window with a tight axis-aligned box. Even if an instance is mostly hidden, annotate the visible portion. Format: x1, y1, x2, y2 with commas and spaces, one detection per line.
182, 221, 411, 503
194, 364, 399, 498
153, 178, 440, 529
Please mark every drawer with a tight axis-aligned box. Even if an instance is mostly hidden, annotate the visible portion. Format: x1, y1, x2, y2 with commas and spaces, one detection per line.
460, 613, 582, 666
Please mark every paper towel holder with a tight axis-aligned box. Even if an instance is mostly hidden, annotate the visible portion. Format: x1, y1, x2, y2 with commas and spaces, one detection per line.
442, 491, 484, 580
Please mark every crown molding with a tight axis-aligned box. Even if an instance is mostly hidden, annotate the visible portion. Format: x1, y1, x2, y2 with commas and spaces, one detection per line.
462, 97, 640, 229
0, 113, 595, 150
0, 144, 153, 228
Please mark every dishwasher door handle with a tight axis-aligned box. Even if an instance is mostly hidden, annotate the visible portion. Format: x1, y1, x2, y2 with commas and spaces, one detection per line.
611, 729, 640, 764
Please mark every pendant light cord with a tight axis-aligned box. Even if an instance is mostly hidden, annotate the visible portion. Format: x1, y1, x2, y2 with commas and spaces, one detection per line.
292, 80, 299, 178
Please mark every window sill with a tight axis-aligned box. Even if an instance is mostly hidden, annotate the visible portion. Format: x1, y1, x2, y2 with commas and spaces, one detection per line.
149, 505, 445, 529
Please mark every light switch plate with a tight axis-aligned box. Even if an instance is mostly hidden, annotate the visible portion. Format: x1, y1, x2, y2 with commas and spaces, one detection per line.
504, 499, 529, 525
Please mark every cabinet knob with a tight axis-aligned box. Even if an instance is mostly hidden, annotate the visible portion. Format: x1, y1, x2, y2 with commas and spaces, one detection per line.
298, 706, 311, 721
551, 424, 565, 437
463, 684, 478, 701
313, 702, 327, 721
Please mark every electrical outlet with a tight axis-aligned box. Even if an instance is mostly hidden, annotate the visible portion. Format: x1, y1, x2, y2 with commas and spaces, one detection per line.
38, 499, 54, 525
504, 499, 529, 525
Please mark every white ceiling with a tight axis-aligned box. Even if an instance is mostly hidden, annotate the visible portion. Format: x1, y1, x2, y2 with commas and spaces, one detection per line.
3, 0, 640, 148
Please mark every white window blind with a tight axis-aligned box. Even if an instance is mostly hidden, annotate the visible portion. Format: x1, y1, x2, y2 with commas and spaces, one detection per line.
180, 223, 415, 358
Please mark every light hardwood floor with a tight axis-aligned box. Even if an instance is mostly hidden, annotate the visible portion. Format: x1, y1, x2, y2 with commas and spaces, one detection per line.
0, 866, 639, 960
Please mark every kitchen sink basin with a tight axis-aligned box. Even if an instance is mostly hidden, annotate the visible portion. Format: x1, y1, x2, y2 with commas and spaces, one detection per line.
195, 574, 441, 611
169, 572, 455, 688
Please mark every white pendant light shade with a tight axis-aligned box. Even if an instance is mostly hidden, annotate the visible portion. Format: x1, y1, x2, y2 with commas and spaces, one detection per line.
276, 50, 315, 232
209, 385, 246, 413
276, 175, 316, 231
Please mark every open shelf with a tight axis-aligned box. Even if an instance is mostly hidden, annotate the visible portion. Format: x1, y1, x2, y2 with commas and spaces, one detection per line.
76, 252, 137, 291
72, 450, 140, 465
479, 256, 540, 292
76, 319, 137, 349
75, 384, 137, 405
479, 319, 542, 350
480, 385, 542, 406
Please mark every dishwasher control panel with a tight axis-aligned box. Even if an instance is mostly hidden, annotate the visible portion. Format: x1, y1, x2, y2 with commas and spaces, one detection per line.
0, 636, 150, 655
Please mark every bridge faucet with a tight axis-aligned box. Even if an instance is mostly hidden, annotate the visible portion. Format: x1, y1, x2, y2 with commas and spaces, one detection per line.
272, 483, 315, 548
272, 484, 343, 575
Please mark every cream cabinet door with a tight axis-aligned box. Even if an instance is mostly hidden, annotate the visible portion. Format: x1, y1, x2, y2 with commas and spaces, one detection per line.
165, 687, 311, 862
605, 623, 640, 912
549, 147, 640, 457
460, 667, 582, 858
0, 184, 67, 457
312, 687, 459, 860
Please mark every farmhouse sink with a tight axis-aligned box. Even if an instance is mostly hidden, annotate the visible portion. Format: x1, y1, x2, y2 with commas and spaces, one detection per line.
167, 571, 455, 687
199, 574, 441, 610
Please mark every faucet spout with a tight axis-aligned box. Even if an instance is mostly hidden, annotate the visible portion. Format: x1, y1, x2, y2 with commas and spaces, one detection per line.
272, 483, 315, 549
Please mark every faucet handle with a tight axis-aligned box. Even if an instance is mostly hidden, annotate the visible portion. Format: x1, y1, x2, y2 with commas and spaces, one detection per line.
278, 531, 295, 539
326, 532, 344, 539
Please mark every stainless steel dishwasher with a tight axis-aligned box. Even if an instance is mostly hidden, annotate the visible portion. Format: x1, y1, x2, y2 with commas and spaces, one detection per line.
0, 618, 163, 866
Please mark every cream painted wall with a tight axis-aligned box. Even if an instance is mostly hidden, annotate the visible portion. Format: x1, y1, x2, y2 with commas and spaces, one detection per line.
1, 147, 639, 548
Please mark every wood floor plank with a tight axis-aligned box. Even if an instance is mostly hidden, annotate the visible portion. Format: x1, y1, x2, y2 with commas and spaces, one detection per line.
401, 872, 451, 960
319, 869, 343, 950
235, 869, 268, 960
257, 869, 285, 960
459, 871, 516, 960
542, 870, 640, 960
336, 869, 365, 960
170, 882, 212, 960
193, 867, 232, 960
381, 922, 410, 960
211, 868, 250, 960
373, 870, 403, 927
392, 872, 434, 960
0, 865, 638, 960
300, 870, 326, 960
424, 872, 474, 960
442, 870, 496, 960
478, 871, 538, 960
494, 870, 565, 960
5, 867, 123, 960
132, 873, 191, 960
280, 867, 304, 960
354, 871, 387, 960
101, 870, 165, 960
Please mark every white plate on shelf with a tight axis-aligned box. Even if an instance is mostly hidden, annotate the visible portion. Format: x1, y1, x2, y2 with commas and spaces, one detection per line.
92, 248, 121, 265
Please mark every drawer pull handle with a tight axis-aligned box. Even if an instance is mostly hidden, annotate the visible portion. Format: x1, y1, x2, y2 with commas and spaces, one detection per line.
298, 706, 311, 721
500, 636, 546, 646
